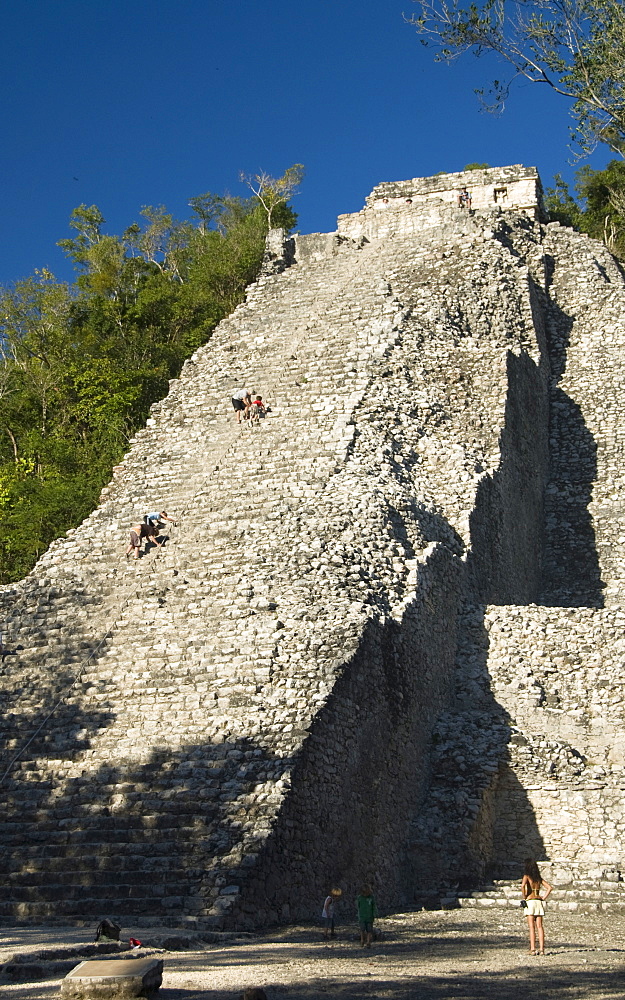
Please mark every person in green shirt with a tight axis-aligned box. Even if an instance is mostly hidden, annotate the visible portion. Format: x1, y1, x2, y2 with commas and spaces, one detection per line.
356, 886, 377, 948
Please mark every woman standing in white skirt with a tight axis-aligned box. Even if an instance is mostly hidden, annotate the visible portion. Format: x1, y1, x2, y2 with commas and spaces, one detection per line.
521, 858, 553, 955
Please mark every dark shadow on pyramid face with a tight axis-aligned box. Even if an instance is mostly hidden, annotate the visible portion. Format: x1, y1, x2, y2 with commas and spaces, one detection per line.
407, 602, 546, 902
539, 384, 604, 607
538, 255, 604, 608
463, 285, 605, 610
490, 764, 550, 869
466, 348, 550, 608
405, 338, 554, 899
0, 729, 294, 922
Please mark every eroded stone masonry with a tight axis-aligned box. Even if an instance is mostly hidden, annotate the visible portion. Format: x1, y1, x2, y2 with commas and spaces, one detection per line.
1, 165, 625, 927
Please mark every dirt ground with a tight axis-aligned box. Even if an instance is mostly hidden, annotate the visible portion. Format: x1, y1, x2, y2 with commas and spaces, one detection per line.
1, 906, 624, 1000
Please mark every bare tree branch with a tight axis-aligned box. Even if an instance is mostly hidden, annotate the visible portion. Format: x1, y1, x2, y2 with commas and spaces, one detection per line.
406, 0, 625, 156
239, 165, 304, 229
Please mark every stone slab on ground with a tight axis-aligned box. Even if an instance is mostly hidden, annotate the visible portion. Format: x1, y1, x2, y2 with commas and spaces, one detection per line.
61, 958, 163, 998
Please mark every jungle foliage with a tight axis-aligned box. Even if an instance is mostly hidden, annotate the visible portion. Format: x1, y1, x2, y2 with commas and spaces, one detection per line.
0, 173, 299, 583
546, 159, 625, 259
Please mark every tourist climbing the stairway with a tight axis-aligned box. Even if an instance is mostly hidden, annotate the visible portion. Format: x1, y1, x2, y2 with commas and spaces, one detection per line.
521, 858, 552, 955
139, 519, 163, 549
356, 885, 377, 948
232, 387, 252, 424
145, 510, 177, 528
143, 511, 176, 540
249, 394, 266, 422
125, 524, 143, 559
125, 518, 165, 559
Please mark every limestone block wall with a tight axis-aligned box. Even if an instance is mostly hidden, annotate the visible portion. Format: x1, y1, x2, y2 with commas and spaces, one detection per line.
368, 165, 542, 210
337, 166, 544, 241
407, 212, 625, 896
483, 219, 625, 876
539, 224, 625, 607
239, 543, 463, 925
485, 605, 625, 870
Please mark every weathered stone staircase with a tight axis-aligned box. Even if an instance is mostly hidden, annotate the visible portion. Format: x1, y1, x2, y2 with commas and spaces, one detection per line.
1, 235, 407, 923
454, 877, 625, 914
451, 856, 625, 913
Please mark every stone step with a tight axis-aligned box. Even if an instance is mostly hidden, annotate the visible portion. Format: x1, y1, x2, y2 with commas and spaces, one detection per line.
0, 898, 199, 919
0, 837, 209, 859
2, 883, 198, 903
445, 873, 625, 913
4, 864, 201, 882
462, 884, 625, 900
455, 895, 625, 913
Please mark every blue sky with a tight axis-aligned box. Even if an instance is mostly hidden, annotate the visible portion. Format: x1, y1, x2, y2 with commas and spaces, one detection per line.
0, 0, 611, 286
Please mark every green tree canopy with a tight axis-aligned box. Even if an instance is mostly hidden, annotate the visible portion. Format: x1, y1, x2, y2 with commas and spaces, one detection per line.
546, 159, 625, 256
0, 167, 302, 583
239, 164, 305, 229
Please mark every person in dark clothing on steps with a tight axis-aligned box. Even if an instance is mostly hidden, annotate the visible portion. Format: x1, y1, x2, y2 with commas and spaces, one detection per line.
126, 524, 143, 559
139, 520, 163, 549
232, 387, 252, 424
